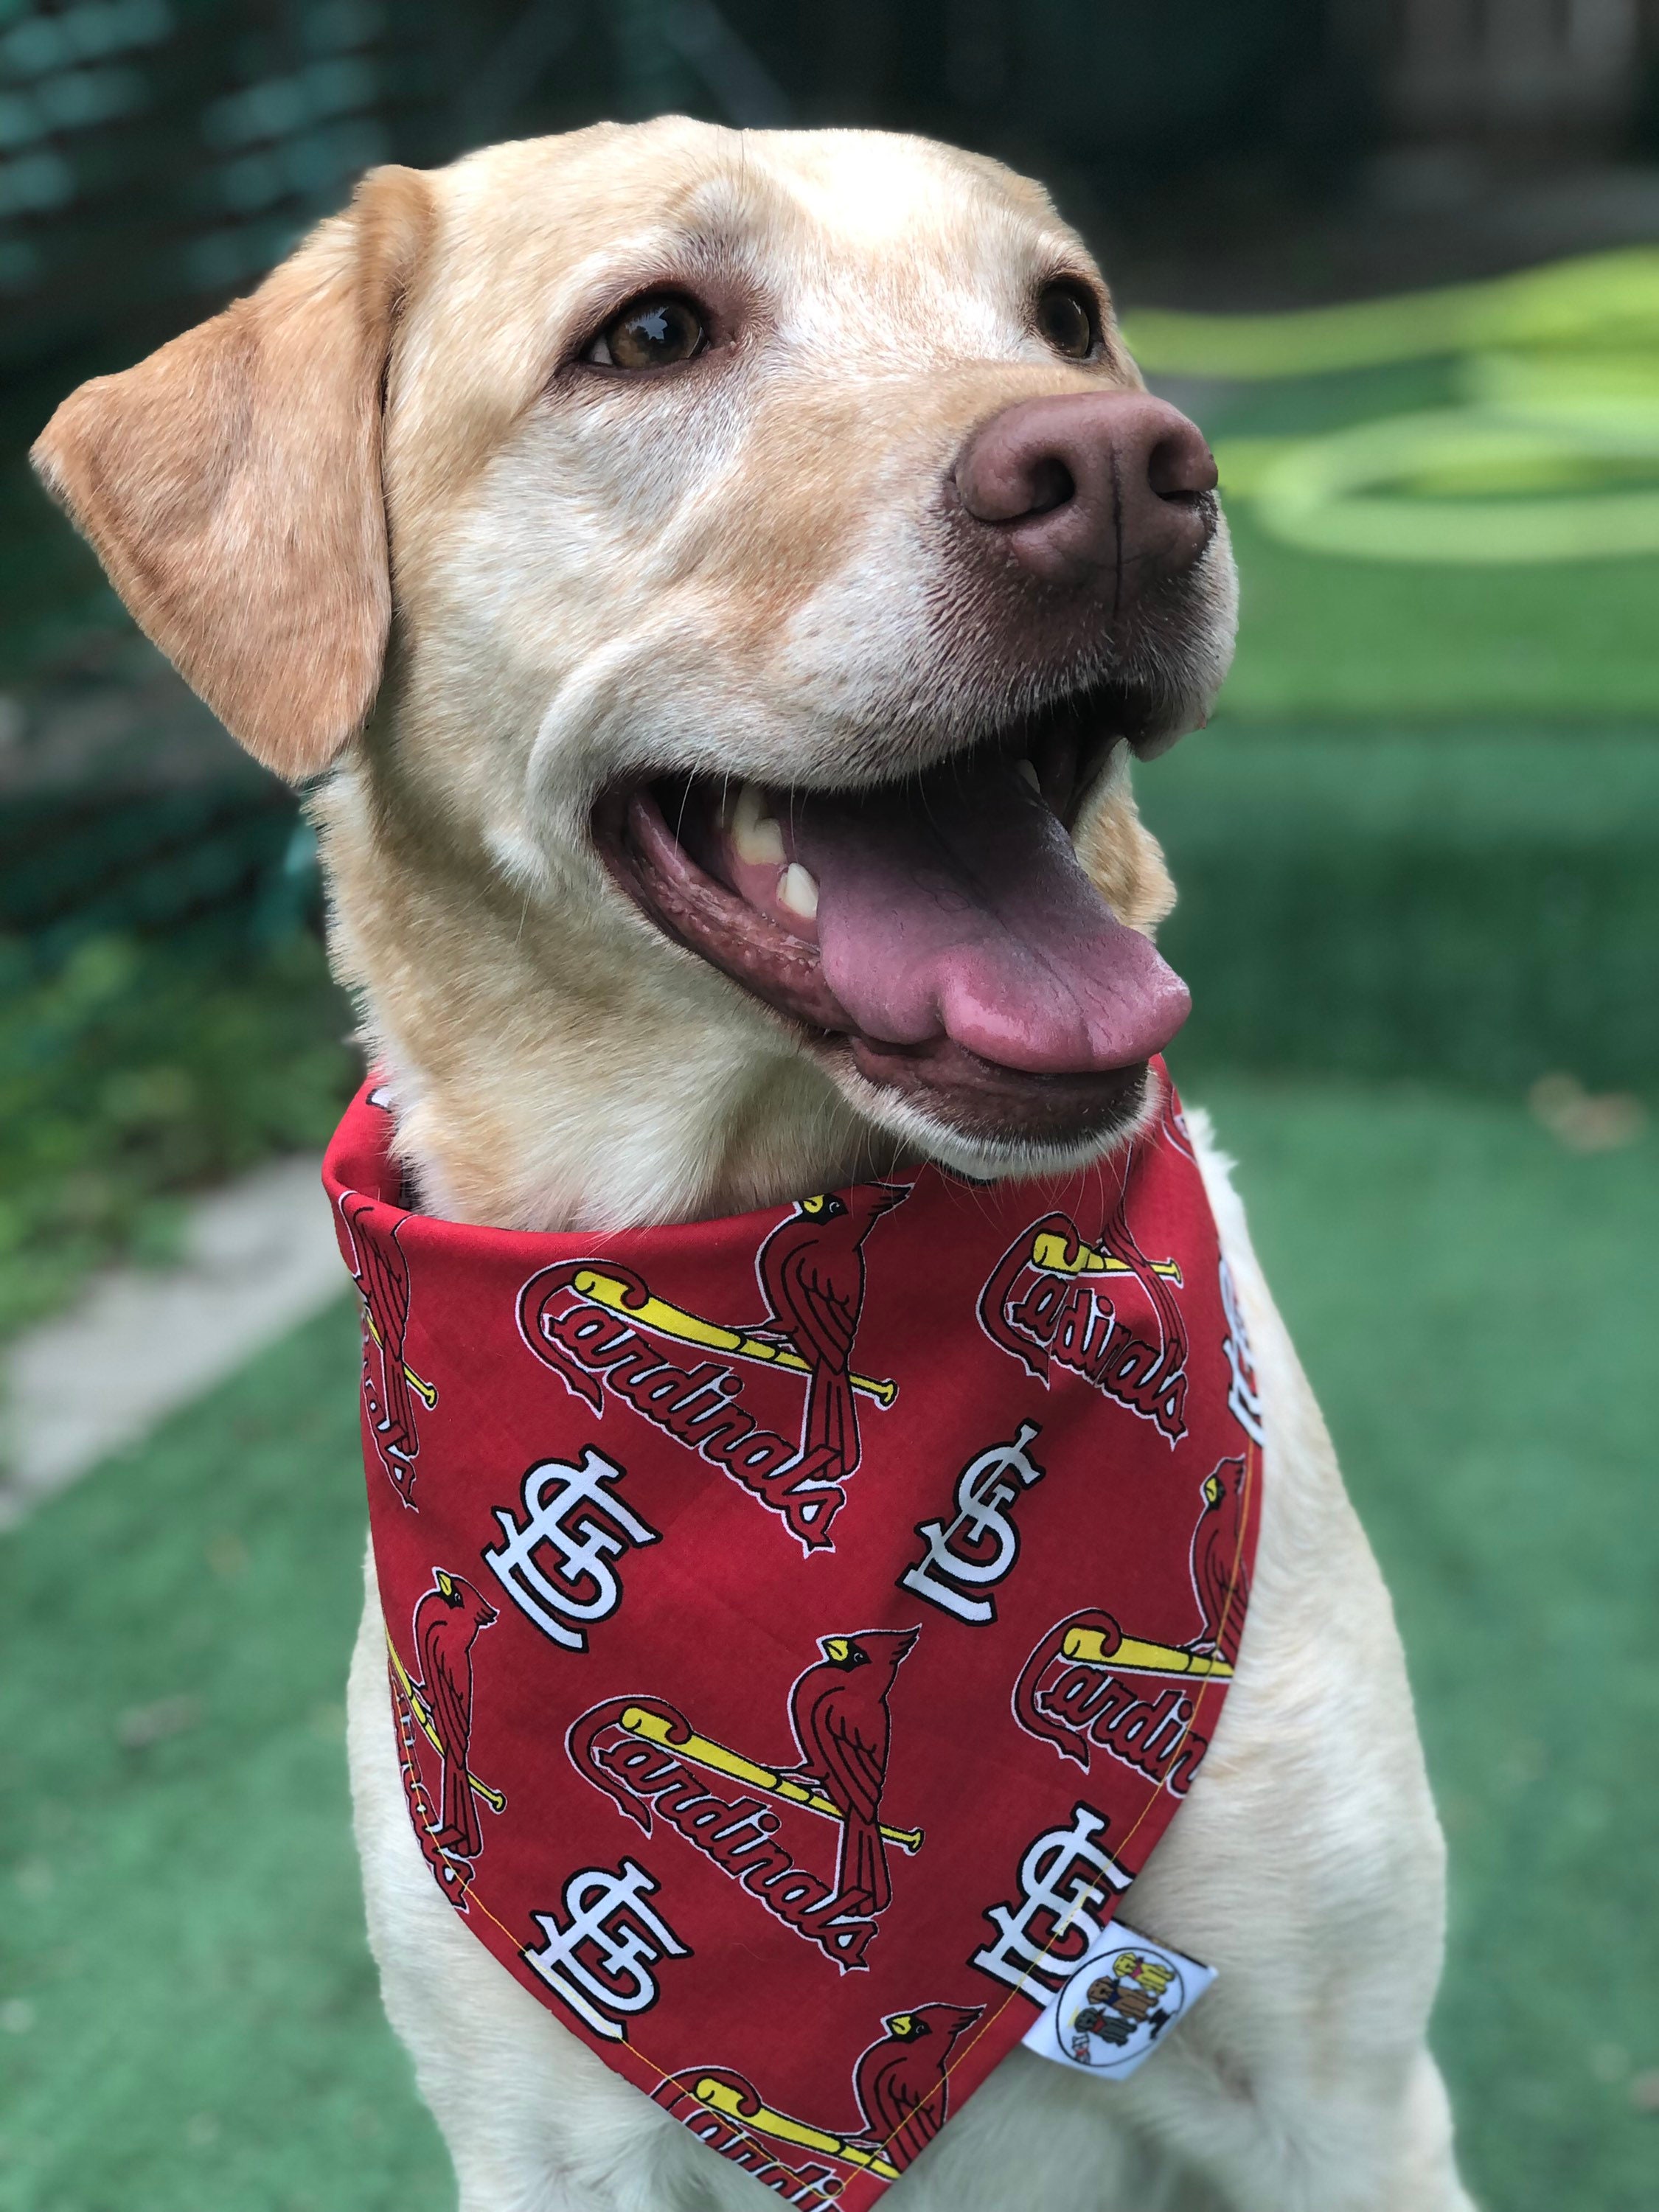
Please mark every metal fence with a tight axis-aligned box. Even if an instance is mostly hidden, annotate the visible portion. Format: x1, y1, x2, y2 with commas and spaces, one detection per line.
1, 0, 1365, 378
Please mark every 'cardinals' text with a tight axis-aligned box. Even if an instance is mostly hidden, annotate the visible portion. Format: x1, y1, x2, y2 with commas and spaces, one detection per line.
1013, 1627, 1211, 1796
978, 1209, 1189, 1441
568, 1692, 900, 1971
518, 1263, 855, 1550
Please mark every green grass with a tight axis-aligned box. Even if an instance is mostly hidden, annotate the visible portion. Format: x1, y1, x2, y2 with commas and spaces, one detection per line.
0, 931, 356, 1340
1, 1075, 1654, 2211
1220, 509, 1659, 722
1203, 1077, 1658, 2211
1139, 721, 1659, 1090
1178, 357, 1659, 723
0, 1304, 449, 2212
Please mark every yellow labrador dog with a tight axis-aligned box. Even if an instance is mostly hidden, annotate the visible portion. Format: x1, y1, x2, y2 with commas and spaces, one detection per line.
36, 118, 1474, 2212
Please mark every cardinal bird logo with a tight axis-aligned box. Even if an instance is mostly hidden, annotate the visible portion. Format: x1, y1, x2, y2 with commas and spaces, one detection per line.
340, 1193, 435, 1506
411, 1569, 499, 1860
852, 2002, 984, 2171
787, 1627, 918, 1915
757, 1186, 906, 1482
1189, 1457, 1249, 1666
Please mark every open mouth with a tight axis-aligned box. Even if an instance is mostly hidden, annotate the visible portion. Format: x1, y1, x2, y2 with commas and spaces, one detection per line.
593, 686, 1191, 1155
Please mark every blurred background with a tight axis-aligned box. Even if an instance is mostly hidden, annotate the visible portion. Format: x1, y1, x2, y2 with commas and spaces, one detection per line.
1, 4, 1654, 2208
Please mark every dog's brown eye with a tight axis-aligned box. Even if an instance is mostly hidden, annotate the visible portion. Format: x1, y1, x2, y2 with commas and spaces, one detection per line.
1037, 282, 1097, 360
589, 294, 706, 370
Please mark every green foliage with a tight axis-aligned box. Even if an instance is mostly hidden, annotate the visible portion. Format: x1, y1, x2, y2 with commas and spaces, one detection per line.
0, 415, 118, 687
0, 928, 356, 1338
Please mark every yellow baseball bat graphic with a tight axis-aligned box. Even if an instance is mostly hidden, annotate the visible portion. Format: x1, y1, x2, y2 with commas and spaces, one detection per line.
362, 1310, 439, 1408
386, 1636, 507, 1812
1029, 1232, 1183, 1286
620, 1706, 923, 1854
1062, 1624, 1233, 1680
572, 1267, 898, 1406
692, 2078, 902, 2182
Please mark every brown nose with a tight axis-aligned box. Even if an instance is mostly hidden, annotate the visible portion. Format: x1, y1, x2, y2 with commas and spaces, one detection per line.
953, 392, 1218, 597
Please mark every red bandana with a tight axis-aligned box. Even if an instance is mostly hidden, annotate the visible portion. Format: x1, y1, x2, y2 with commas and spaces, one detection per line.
322, 1064, 1261, 2209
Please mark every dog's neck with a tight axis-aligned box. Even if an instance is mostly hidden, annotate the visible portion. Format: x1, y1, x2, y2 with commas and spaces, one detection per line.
315, 762, 906, 1234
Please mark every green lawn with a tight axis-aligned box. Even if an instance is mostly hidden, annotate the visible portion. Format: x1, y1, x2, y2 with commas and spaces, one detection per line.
1221, 510, 1659, 723
1139, 720, 1659, 1090
1, 1074, 1653, 2212
1186, 350, 1659, 723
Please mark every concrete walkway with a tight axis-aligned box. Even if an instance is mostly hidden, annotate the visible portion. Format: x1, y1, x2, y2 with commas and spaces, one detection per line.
0, 1156, 344, 1530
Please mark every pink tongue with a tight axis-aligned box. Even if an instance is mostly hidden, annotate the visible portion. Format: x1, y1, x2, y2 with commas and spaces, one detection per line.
791, 756, 1190, 1075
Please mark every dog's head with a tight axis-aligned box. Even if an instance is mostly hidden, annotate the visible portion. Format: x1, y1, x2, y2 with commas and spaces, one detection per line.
34, 119, 1236, 1213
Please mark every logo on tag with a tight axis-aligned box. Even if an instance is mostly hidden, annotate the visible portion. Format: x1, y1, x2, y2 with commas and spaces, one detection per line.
1020, 1921, 1214, 2079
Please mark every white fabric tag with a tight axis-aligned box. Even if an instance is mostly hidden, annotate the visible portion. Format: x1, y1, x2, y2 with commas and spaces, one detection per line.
1020, 1921, 1215, 2079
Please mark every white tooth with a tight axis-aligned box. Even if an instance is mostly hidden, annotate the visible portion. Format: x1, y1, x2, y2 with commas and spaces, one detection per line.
777, 863, 819, 920
1017, 758, 1042, 792
731, 781, 785, 865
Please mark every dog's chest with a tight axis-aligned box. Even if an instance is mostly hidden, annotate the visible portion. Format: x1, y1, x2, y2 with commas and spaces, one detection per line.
324, 1068, 1262, 2211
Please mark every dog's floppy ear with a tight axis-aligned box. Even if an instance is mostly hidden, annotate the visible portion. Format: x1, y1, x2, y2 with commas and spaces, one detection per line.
31, 164, 432, 781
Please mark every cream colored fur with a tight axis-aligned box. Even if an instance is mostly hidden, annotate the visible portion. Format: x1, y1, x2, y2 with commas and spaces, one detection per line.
37, 117, 1474, 2212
